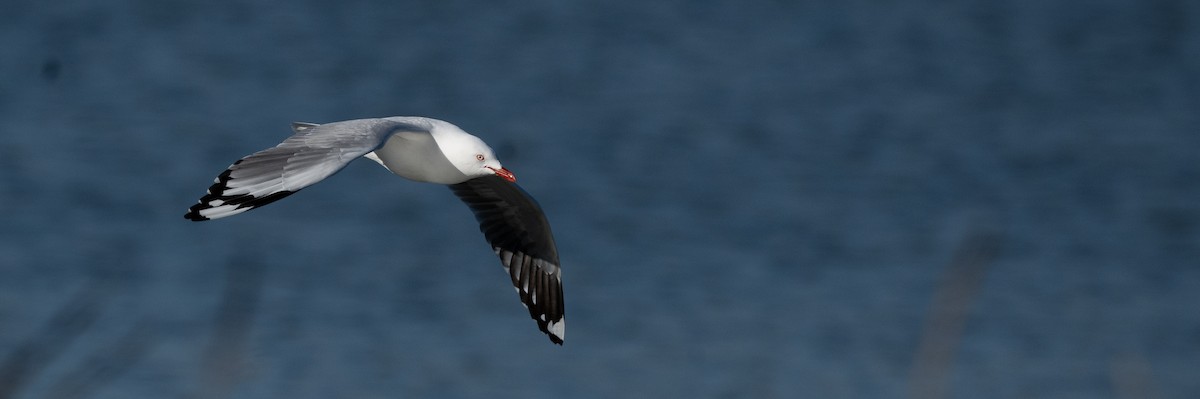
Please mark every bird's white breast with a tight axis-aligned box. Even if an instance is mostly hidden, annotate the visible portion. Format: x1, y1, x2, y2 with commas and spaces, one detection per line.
369, 130, 470, 184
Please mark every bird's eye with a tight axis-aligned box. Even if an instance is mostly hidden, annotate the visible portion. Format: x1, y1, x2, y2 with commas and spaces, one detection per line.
475, 154, 485, 161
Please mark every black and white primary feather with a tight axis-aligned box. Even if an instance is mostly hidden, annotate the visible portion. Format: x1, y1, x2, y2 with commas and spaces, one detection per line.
185, 117, 565, 344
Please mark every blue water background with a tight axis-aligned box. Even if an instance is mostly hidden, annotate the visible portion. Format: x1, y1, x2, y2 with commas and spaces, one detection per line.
1, 1, 1197, 398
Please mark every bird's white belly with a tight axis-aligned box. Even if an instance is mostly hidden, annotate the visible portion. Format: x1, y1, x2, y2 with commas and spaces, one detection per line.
367, 131, 469, 184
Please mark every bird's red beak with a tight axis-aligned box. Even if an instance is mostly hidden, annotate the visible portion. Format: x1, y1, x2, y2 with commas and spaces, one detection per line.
489, 166, 516, 182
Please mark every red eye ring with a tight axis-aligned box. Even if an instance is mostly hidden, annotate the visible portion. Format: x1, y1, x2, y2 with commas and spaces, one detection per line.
475, 154, 485, 161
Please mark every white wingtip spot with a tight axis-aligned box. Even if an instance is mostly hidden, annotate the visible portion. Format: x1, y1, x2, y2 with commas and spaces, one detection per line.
547, 318, 565, 341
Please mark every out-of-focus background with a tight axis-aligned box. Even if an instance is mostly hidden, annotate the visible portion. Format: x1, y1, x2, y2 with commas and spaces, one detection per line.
1, 1, 1197, 398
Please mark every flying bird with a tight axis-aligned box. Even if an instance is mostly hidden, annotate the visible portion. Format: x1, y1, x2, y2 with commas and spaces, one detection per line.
184, 117, 564, 344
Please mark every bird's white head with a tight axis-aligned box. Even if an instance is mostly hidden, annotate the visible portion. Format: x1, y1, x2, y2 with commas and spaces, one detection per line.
432, 121, 516, 183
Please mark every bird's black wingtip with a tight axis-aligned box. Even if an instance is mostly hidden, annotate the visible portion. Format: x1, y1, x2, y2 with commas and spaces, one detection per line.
184, 213, 208, 222
184, 206, 210, 221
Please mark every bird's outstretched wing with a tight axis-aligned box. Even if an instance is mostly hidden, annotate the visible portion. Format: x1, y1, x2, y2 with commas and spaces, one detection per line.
449, 175, 565, 344
185, 119, 424, 221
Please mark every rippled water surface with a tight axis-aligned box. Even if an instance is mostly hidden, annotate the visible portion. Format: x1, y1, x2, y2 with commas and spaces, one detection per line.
1, 1, 1197, 398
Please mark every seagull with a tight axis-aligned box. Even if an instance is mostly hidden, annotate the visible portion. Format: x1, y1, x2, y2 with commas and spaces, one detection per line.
184, 117, 564, 345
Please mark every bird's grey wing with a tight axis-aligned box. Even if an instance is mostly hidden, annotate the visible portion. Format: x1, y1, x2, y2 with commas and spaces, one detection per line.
185, 119, 425, 221
291, 122, 321, 132
449, 175, 565, 344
